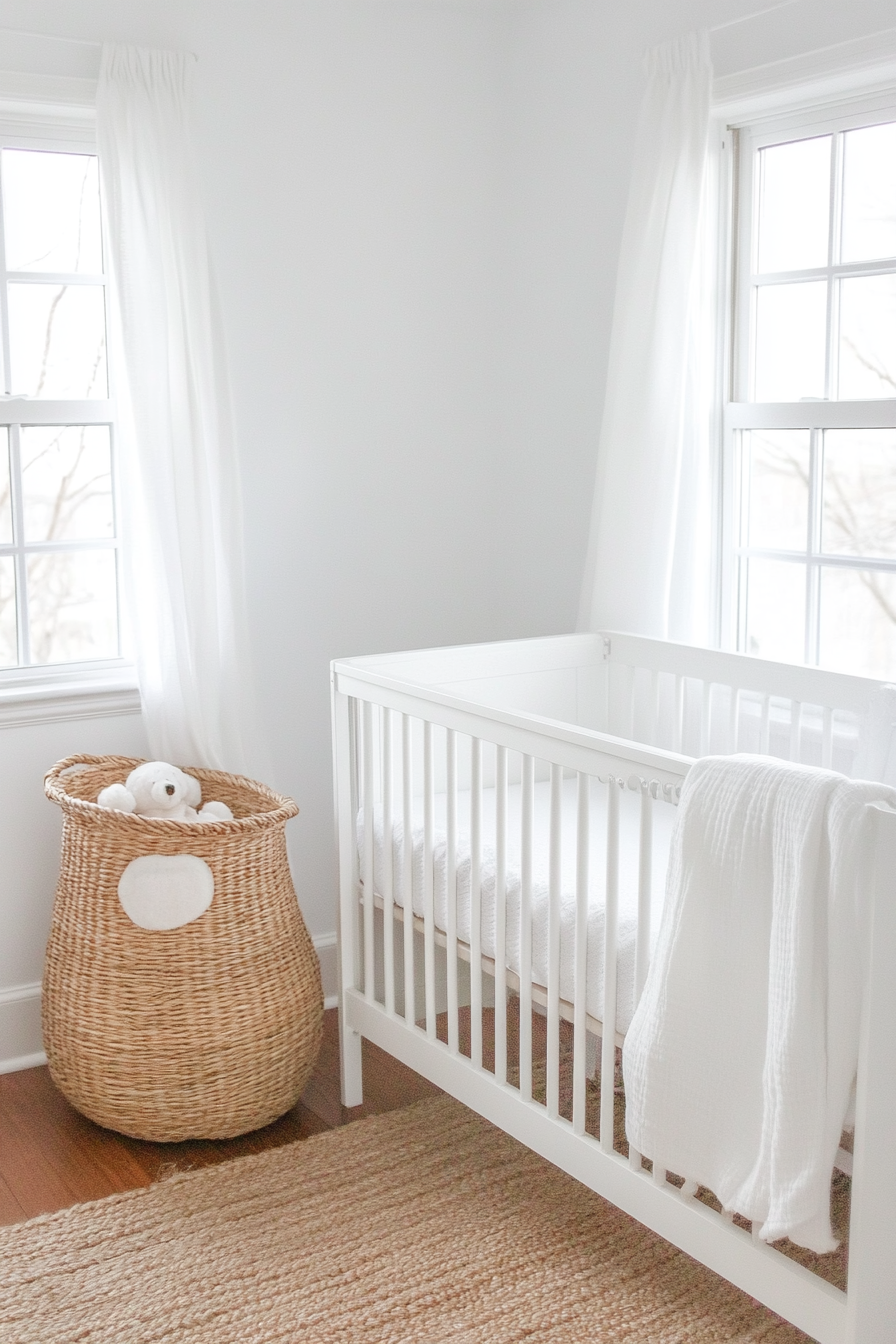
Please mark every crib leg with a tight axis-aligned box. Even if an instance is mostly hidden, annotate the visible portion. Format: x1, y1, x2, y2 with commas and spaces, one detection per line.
332, 681, 365, 1108
844, 804, 896, 1344
339, 1013, 364, 1107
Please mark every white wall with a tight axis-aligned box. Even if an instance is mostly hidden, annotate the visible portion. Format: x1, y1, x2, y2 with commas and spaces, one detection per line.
197, 1, 521, 946
0, 709, 148, 1069
0, 0, 519, 1065
0, 0, 895, 1066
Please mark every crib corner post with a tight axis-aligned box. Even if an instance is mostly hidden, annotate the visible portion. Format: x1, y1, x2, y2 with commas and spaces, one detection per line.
844, 803, 896, 1344
331, 676, 364, 1108
338, 1010, 364, 1108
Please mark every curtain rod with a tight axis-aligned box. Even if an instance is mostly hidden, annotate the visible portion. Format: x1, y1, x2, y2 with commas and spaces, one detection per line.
709, 0, 802, 34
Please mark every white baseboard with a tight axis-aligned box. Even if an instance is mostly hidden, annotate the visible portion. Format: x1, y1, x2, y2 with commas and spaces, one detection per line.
0, 981, 44, 1073
0, 1049, 47, 1075
0, 931, 341, 1074
313, 931, 339, 1009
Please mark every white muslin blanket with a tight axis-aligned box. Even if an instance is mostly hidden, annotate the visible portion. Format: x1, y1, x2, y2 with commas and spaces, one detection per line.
623, 754, 895, 1253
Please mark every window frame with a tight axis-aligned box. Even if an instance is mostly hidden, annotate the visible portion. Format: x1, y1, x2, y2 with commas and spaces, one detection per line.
0, 97, 137, 715
720, 88, 896, 670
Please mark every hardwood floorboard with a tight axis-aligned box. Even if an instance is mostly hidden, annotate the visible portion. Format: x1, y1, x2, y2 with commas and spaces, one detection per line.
110, 1101, 332, 1185
0, 1009, 441, 1228
0, 1093, 95, 1221
0, 1170, 24, 1225
1, 1068, 155, 1206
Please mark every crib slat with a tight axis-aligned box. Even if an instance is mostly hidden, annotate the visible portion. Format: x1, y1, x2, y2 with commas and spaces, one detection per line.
728, 686, 740, 754
362, 701, 376, 1003
648, 669, 660, 747
601, 654, 610, 733
494, 745, 508, 1085
673, 676, 685, 753
573, 772, 589, 1137
423, 722, 436, 1038
600, 777, 620, 1153
630, 769, 646, 1192
626, 665, 636, 740
446, 728, 459, 1054
789, 702, 802, 763
519, 753, 534, 1103
382, 708, 394, 1016
634, 785, 652, 1006
470, 737, 483, 1070
699, 682, 712, 756
402, 714, 415, 1027
822, 706, 834, 770
760, 694, 771, 755
547, 762, 562, 1120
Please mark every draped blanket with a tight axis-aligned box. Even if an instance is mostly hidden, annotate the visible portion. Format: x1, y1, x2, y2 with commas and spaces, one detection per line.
623, 755, 894, 1252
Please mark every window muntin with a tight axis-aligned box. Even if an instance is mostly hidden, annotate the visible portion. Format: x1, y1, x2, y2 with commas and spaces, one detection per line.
727, 98, 896, 679
0, 132, 122, 674
745, 118, 896, 404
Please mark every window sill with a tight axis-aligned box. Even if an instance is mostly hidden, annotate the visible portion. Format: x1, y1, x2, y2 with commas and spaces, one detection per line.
0, 669, 141, 729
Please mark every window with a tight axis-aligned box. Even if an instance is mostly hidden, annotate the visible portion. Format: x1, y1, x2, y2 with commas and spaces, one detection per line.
0, 116, 122, 682
725, 97, 896, 679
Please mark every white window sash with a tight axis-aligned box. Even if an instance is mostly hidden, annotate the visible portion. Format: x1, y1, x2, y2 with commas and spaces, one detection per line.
717, 70, 896, 662
0, 96, 136, 711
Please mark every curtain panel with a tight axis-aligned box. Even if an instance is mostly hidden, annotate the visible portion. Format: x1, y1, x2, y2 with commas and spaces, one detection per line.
97, 44, 264, 775
578, 32, 716, 645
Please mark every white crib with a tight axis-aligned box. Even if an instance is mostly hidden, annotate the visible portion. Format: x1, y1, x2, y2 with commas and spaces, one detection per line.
331, 631, 896, 1344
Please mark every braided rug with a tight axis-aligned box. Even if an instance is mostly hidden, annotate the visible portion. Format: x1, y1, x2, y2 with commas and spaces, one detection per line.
0, 1091, 814, 1343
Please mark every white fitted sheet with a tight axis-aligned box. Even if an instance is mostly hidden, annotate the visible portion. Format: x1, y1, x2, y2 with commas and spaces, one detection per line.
359, 778, 675, 1035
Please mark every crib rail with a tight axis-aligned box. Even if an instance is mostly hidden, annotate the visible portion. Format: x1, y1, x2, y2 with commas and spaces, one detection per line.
336, 629, 882, 778
330, 638, 896, 1344
599, 633, 873, 771
335, 658, 690, 782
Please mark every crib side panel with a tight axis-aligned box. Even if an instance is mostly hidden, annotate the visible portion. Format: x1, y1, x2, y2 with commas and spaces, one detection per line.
333, 664, 851, 1344
336, 631, 885, 781
601, 631, 877, 774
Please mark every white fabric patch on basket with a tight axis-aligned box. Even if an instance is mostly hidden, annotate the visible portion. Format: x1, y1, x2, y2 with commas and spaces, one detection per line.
118, 854, 214, 930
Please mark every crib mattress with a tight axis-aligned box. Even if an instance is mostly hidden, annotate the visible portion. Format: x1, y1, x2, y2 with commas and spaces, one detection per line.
358, 778, 675, 1035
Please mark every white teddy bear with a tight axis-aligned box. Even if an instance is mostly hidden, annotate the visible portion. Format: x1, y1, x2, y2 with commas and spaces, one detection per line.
97, 761, 234, 823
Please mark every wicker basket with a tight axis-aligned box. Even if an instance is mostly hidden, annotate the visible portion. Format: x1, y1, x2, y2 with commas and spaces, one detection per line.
42, 754, 323, 1142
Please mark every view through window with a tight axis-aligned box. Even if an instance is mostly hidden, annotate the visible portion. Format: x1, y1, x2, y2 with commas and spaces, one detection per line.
728, 105, 896, 679
0, 139, 120, 673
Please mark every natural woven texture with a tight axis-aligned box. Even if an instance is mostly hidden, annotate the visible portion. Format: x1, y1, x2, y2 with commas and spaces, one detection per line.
0, 1093, 810, 1343
42, 754, 323, 1142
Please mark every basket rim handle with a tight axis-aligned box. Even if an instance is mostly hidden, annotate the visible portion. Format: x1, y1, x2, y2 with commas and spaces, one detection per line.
44, 754, 299, 831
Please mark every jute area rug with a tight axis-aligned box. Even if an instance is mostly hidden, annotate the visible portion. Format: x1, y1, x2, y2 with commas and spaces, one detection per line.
0, 1094, 812, 1344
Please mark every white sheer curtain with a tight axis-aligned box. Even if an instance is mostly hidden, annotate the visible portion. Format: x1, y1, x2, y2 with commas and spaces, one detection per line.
98, 44, 264, 775
578, 32, 716, 645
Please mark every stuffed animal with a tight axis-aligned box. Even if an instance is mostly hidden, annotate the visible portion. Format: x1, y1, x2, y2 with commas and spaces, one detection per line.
97, 761, 234, 823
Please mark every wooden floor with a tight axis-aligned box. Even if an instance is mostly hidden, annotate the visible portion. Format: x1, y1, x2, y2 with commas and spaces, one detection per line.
0, 1009, 440, 1228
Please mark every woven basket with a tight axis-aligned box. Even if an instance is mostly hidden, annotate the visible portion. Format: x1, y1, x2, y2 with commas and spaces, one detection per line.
42, 754, 323, 1142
